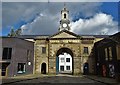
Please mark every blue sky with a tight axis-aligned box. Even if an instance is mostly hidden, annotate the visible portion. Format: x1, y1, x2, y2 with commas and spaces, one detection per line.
2, 2, 119, 36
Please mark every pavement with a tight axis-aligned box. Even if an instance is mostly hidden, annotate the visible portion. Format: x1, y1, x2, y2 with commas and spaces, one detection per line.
84, 75, 120, 85
1, 74, 120, 85
1, 73, 50, 84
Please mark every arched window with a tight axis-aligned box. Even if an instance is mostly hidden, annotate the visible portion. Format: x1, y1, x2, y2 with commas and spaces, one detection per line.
64, 14, 66, 18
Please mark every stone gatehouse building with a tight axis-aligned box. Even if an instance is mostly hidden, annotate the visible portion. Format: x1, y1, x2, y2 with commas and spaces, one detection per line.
19, 6, 108, 75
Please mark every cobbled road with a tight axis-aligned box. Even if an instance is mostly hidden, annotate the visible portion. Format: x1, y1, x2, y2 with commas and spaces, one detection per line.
2, 75, 117, 85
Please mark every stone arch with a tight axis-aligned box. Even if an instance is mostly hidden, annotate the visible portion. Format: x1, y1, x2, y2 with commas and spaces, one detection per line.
56, 47, 74, 74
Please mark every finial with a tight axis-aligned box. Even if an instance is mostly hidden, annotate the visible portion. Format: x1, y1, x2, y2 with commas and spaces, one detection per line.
63, 2, 67, 11
64, 2, 66, 7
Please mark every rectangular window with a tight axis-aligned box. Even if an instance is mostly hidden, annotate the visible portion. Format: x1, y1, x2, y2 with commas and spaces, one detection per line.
109, 47, 112, 60
27, 50, 31, 61
66, 66, 70, 70
60, 66, 64, 71
17, 63, 26, 74
61, 58, 64, 62
2, 48, 12, 59
83, 47, 89, 54
42, 47, 46, 54
66, 58, 70, 62
105, 48, 108, 61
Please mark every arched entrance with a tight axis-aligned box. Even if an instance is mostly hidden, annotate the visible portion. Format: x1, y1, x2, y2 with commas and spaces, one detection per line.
83, 62, 89, 75
41, 63, 46, 74
56, 48, 73, 74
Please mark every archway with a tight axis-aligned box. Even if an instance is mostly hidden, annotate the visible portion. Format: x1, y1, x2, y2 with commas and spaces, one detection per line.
83, 62, 89, 75
41, 63, 46, 74
56, 48, 73, 74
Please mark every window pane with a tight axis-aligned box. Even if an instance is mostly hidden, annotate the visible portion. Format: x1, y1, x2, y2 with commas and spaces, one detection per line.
60, 66, 64, 71
105, 48, 108, 60
61, 58, 64, 62
83, 47, 89, 54
27, 50, 30, 60
42, 47, 46, 54
66, 66, 70, 70
66, 58, 70, 62
17, 63, 25, 74
2, 48, 8, 59
8, 48, 12, 59
109, 47, 112, 60
2, 48, 12, 59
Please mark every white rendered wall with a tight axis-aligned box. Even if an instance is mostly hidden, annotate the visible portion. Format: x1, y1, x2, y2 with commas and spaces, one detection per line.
58, 53, 72, 73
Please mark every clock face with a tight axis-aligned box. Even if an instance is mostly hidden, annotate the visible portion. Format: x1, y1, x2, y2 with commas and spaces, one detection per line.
63, 23, 67, 28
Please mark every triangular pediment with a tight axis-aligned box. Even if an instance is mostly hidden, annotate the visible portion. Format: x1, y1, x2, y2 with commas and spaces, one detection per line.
50, 30, 80, 39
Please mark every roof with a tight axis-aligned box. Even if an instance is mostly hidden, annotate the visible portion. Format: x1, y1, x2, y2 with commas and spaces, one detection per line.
109, 32, 120, 43
81, 35, 109, 38
0, 36, 34, 43
81, 36, 95, 39
18, 35, 49, 39
95, 32, 120, 46
110, 32, 120, 38
16, 31, 110, 39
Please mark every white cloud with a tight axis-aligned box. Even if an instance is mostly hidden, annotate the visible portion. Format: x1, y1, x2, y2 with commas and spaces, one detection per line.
21, 11, 59, 35
21, 12, 118, 35
70, 13, 118, 35
3, 2, 118, 35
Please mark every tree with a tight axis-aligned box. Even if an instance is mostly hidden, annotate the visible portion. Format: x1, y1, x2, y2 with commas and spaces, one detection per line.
8, 27, 21, 37
15, 28, 21, 36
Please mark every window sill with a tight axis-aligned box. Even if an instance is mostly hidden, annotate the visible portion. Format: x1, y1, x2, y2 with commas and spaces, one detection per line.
17, 71, 25, 74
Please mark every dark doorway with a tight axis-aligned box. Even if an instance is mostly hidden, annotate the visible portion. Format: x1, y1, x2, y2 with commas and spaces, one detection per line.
41, 63, 46, 74
2, 63, 10, 76
83, 62, 89, 75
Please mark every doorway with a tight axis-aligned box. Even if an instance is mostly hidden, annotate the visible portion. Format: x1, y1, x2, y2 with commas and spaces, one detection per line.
83, 62, 89, 75
2, 63, 10, 76
41, 63, 46, 74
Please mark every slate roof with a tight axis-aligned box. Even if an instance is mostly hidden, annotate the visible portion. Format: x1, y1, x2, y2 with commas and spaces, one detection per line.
17, 30, 110, 39
95, 32, 120, 45
109, 32, 120, 43
18, 35, 49, 39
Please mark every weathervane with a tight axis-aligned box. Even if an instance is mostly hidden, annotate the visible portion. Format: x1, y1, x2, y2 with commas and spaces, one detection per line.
64, 2, 66, 8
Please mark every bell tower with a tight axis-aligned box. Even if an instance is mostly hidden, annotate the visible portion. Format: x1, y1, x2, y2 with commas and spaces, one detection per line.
59, 4, 70, 31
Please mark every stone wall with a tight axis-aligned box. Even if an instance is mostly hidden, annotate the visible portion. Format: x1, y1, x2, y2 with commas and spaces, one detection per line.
34, 40, 48, 74
34, 38, 101, 75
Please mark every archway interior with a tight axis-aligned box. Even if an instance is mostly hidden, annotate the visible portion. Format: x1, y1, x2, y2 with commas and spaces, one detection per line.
41, 63, 46, 74
56, 48, 73, 74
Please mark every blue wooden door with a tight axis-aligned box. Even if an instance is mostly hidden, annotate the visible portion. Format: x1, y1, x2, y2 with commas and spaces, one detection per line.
56, 57, 59, 74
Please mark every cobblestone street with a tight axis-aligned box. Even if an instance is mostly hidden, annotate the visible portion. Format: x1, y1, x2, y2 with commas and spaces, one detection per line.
2, 74, 119, 85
